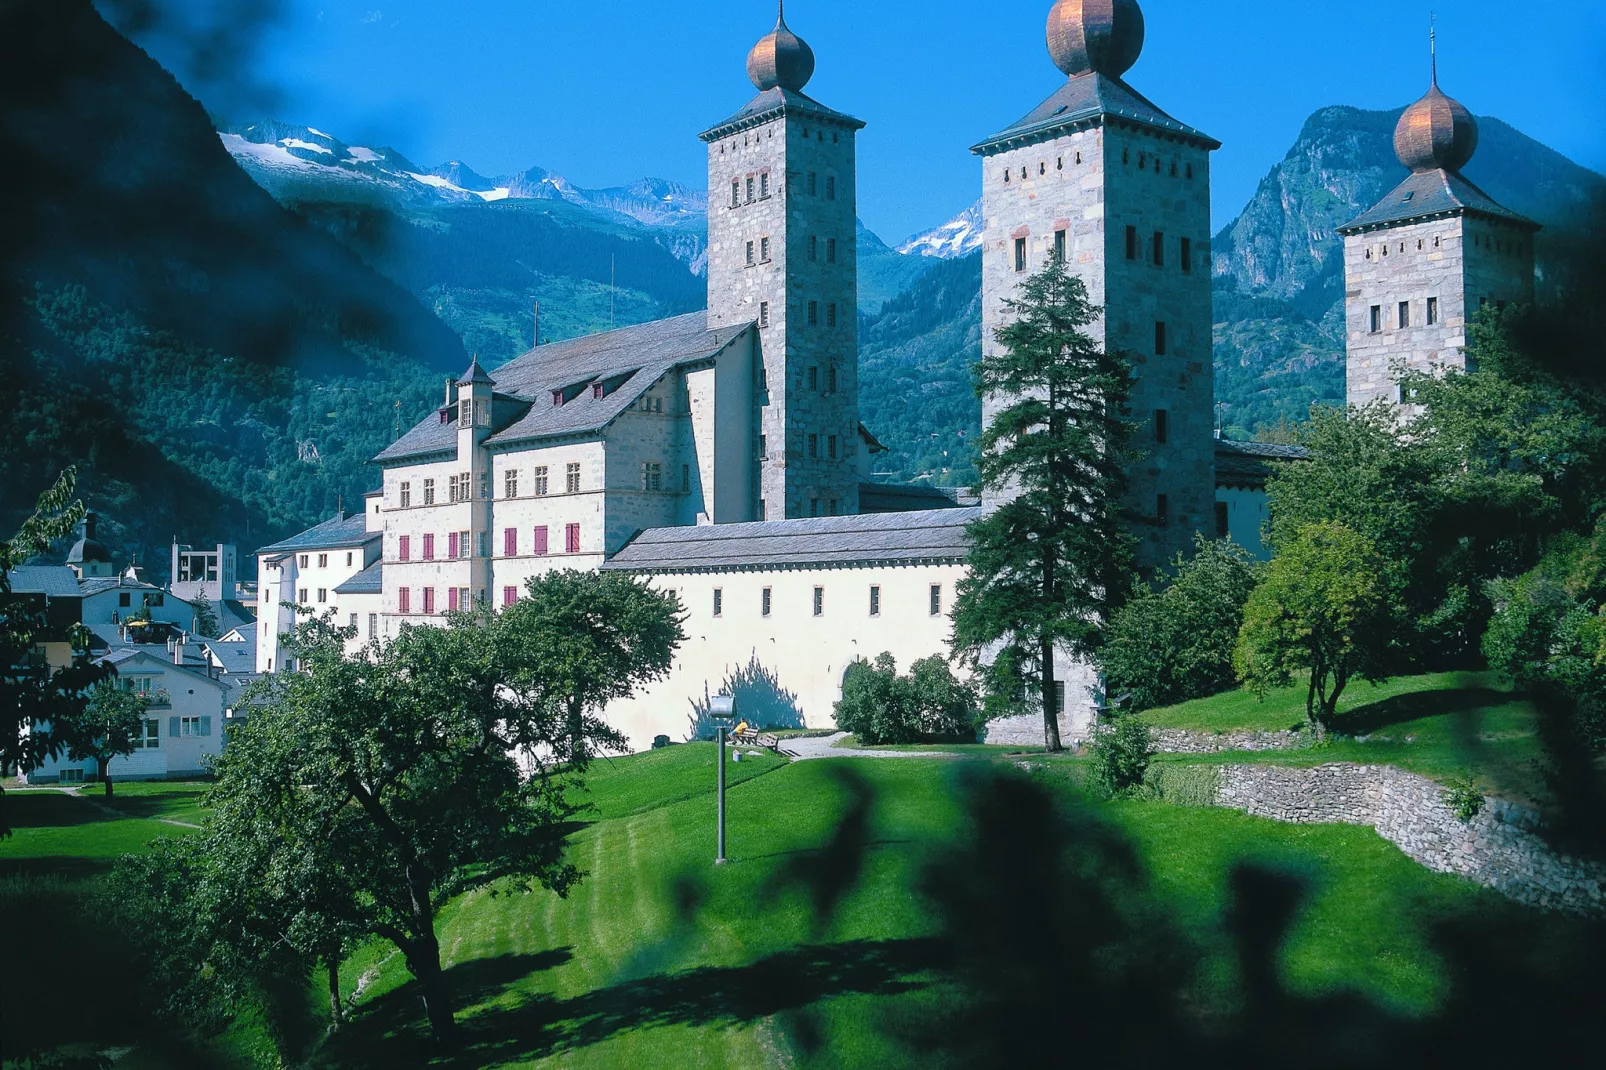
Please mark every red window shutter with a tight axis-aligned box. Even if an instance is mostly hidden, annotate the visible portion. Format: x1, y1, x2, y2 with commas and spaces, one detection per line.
566, 524, 580, 554
422, 587, 435, 614
398, 587, 410, 614
448, 587, 459, 612
503, 586, 517, 607
398, 535, 410, 561
423, 534, 434, 560
447, 532, 459, 559
504, 528, 516, 556
534, 526, 548, 556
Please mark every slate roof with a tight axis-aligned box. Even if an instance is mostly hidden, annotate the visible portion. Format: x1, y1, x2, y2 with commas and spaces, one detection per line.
5, 566, 83, 598
1215, 439, 1309, 488
973, 72, 1219, 155
335, 560, 384, 595
1337, 168, 1539, 234
203, 636, 256, 675
602, 508, 982, 573
212, 599, 256, 636
700, 87, 866, 141
78, 576, 164, 598
374, 313, 753, 464
858, 482, 968, 514
255, 513, 378, 555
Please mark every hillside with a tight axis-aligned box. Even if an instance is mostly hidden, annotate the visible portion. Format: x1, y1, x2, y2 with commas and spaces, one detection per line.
0, 0, 459, 570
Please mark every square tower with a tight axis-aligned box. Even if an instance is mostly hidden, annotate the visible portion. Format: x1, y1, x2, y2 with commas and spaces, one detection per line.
972, 2, 1219, 568
701, 10, 863, 521
1338, 78, 1537, 408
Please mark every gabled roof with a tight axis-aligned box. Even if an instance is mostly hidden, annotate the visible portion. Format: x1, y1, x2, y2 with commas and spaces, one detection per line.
972, 72, 1219, 155
1215, 439, 1309, 489
97, 647, 226, 688
334, 560, 383, 595
202, 636, 256, 675
254, 513, 378, 555
858, 482, 968, 514
700, 86, 865, 142
4, 566, 83, 598
1337, 168, 1539, 235
601, 508, 982, 574
78, 576, 166, 598
374, 313, 753, 464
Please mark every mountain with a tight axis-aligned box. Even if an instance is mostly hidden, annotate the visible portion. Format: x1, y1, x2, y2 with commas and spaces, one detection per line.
898, 201, 984, 259
1212, 105, 1606, 434
0, 0, 466, 571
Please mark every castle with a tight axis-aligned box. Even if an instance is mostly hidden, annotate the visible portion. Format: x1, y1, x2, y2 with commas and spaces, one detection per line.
252, 1, 1535, 749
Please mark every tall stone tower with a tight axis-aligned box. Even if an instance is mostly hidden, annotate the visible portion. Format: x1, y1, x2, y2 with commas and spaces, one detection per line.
1338, 42, 1538, 408
972, 0, 1218, 568
701, 5, 864, 521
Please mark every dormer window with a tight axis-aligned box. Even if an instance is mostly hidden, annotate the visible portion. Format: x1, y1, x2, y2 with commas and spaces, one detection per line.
593, 382, 605, 399
1402, 191, 1415, 202
459, 399, 472, 425
552, 390, 564, 407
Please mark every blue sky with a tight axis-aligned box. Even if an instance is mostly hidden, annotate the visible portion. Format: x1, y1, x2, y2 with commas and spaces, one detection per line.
128, 0, 1606, 243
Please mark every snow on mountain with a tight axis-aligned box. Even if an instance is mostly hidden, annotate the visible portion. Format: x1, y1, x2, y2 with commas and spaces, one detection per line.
898, 201, 983, 259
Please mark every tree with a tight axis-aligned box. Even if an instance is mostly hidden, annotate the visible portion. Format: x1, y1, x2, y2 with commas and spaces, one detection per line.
1101, 535, 1258, 711
1, 467, 107, 834
953, 260, 1133, 751
62, 682, 150, 796
835, 653, 981, 745
190, 600, 220, 639
213, 573, 683, 1045
1233, 521, 1392, 737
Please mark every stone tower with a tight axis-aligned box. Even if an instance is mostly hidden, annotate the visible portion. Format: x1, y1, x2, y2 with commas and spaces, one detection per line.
972, 0, 1219, 568
701, 4, 863, 521
1338, 39, 1538, 408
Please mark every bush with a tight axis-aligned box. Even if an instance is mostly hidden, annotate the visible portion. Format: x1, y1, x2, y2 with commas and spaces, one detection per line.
1440, 772, 1486, 823
835, 653, 982, 745
1101, 535, 1257, 711
1086, 716, 1153, 798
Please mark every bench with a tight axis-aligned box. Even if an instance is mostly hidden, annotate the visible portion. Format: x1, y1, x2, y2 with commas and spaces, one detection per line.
731, 729, 781, 751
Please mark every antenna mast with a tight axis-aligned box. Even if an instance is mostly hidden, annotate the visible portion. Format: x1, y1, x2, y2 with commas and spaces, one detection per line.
1430, 12, 1438, 83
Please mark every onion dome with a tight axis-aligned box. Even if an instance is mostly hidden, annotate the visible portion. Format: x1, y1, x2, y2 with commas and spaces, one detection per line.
747, 2, 816, 92
1395, 80, 1479, 173
1046, 0, 1145, 79
67, 512, 112, 566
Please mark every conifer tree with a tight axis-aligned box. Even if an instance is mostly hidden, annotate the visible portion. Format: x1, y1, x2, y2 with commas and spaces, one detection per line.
953, 261, 1133, 751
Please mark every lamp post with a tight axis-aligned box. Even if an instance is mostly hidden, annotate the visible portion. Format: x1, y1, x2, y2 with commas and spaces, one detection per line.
710, 694, 735, 865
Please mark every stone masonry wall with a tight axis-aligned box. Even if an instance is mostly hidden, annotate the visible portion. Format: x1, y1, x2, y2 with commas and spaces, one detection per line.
1150, 727, 1304, 753
1214, 762, 1605, 915
1344, 218, 1469, 407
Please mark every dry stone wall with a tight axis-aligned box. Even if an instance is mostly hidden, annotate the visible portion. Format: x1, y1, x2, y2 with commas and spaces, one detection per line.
1149, 727, 1304, 754
1214, 762, 1605, 916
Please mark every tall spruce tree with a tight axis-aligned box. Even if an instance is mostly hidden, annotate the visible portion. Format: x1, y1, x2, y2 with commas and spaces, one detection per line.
953, 261, 1133, 751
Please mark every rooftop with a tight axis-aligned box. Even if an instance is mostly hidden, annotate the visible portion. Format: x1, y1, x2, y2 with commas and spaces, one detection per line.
4, 565, 84, 598
255, 513, 378, 556
700, 86, 865, 143
1215, 438, 1309, 488
335, 560, 383, 596
601, 508, 982, 574
972, 71, 1219, 155
1338, 168, 1538, 235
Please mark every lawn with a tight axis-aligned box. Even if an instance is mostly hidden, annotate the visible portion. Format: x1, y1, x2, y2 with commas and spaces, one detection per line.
316, 745, 1565, 1068
1139, 672, 1551, 805
0, 788, 194, 878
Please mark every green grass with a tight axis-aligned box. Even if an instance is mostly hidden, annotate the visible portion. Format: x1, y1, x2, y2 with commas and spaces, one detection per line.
73, 778, 213, 825
0, 790, 193, 877
577, 743, 788, 821
1140, 672, 1550, 805
316, 747, 1562, 1068
831, 735, 1023, 754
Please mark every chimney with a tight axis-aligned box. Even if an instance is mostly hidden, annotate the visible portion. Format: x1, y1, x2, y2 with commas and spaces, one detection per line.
444, 377, 454, 408
174, 632, 188, 666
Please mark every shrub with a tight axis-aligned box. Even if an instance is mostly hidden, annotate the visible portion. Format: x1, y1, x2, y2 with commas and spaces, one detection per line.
1086, 716, 1153, 798
1102, 535, 1257, 711
1440, 773, 1486, 823
834, 653, 982, 745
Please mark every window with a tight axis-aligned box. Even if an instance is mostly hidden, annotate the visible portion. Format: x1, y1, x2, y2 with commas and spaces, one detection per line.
746, 241, 755, 267
148, 594, 164, 608
423, 478, 435, 505
398, 587, 410, 614
808, 171, 817, 195
316, 588, 327, 603
811, 498, 820, 516
119, 593, 131, 608
827, 367, 838, 393
422, 587, 435, 615
1369, 305, 1382, 333
1156, 494, 1169, 526
760, 236, 770, 262
929, 584, 942, 617
808, 235, 818, 261
762, 587, 772, 617
760, 172, 769, 199
505, 470, 518, 499
178, 716, 209, 737
346, 552, 353, 567
1180, 236, 1193, 274
448, 474, 461, 503
534, 526, 549, 556
643, 462, 663, 492
299, 554, 309, 568
759, 434, 768, 459
808, 301, 818, 326
1152, 231, 1164, 266
869, 585, 881, 617
503, 586, 518, 608
535, 467, 549, 496
760, 301, 770, 327
566, 463, 581, 494
135, 718, 160, 749
317, 552, 328, 568
398, 535, 410, 561
1427, 296, 1439, 325
808, 366, 818, 390
1004, 168, 1011, 184
713, 588, 723, 617
1121, 225, 1136, 261
447, 532, 459, 559
1155, 321, 1167, 356
423, 533, 435, 560
829, 499, 839, 515
368, 613, 378, 639
808, 434, 819, 459
1054, 229, 1067, 263
826, 176, 836, 199
565, 524, 581, 554
1154, 409, 1169, 445
504, 528, 517, 557
1215, 501, 1230, 539
828, 435, 838, 460
400, 481, 411, 508
730, 179, 740, 207
474, 531, 485, 559
760, 499, 767, 520
827, 237, 837, 264
1399, 301, 1411, 329
745, 176, 755, 203
1014, 237, 1027, 272
298, 588, 309, 604
350, 612, 358, 630
813, 587, 824, 616
827, 303, 837, 328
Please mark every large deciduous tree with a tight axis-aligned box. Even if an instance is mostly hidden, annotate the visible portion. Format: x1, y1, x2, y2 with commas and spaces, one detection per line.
62, 681, 150, 796
952, 260, 1133, 751
212, 573, 683, 1045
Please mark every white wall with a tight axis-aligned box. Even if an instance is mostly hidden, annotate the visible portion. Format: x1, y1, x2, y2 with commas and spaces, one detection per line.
1217, 486, 1270, 560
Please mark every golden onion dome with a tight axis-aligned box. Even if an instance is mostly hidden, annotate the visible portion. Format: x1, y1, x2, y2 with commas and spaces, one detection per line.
747, 3, 816, 93
1046, 0, 1145, 79
1395, 80, 1479, 173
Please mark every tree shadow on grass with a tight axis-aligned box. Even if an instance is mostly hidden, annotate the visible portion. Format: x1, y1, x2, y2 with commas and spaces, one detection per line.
2, 792, 117, 828
0, 855, 117, 879
1332, 688, 1513, 737
93, 789, 208, 820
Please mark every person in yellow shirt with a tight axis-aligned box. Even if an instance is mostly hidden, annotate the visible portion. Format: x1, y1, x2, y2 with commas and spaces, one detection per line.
734, 719, 749, 738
